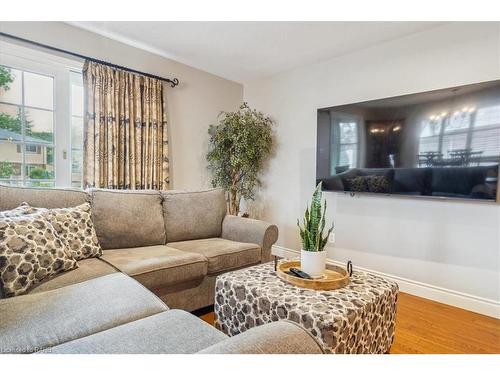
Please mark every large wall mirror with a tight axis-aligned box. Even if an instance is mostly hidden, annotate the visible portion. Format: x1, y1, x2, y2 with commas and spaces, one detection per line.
317, 80, 500, 201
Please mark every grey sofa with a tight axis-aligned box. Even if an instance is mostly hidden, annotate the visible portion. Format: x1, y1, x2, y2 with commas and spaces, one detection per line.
0, 184, 323, 354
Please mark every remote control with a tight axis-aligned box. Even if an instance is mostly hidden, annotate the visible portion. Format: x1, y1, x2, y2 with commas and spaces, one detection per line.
289, 267, 312, 279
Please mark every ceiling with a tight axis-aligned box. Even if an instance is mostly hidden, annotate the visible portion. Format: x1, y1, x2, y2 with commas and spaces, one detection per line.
70, 22, 445, 83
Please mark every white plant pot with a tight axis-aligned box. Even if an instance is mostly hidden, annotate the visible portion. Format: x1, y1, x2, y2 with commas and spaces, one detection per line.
300, 249, 327, 278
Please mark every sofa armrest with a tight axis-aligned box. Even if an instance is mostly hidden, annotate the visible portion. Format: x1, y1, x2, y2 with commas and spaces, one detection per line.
221, 215, 278, 263
197, 321, 323, 354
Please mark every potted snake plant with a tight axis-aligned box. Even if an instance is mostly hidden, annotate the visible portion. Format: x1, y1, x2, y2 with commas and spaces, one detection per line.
297, 182, 334, 278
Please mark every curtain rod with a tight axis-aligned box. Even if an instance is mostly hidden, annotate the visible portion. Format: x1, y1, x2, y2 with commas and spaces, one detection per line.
0, 32, 180, 88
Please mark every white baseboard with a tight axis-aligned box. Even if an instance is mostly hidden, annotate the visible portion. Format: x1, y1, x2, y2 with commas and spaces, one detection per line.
272, 245, 500, 319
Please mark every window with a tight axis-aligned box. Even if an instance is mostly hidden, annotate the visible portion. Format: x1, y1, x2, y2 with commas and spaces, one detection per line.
418, 105, 500, 166
471, 105, 500, 158
17, 144, 41, 154
418, 118, 442, 154
338, 122, 358, 168
26, 145, 41, 154
0, 41, 83, 188
330, 113, 360, 174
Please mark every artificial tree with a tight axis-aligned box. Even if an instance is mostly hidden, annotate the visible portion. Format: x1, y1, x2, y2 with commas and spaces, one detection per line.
207, 102, 273, 215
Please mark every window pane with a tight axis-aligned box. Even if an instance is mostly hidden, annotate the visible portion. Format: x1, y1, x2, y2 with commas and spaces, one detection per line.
339, 122, 357, 144
445, 111, 471, 132
71, 81, 84, 116
471, 127, 500, 157
339, 144, 357, 167
24, 144, 54, 180
419, 135, 440, 154
24, 72, 53, 110
71, 116, 83, 149
0, 66, 22, 105
0, 103, 23, 141
0, 142, 22, 180
442, 133, 467, 157
420, 119, 441, 137
25, 107, 53, 143
475, 105, 500, 128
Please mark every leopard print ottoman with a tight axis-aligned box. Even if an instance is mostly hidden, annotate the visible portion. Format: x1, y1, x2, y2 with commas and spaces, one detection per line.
214, 262, 398, 354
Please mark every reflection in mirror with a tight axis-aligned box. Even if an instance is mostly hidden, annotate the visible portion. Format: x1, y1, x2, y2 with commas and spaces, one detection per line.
317, 80, 500, 201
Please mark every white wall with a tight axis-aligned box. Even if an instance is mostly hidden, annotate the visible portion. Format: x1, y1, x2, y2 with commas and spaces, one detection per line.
244, 23, 500, 314
0, 22, 243, 190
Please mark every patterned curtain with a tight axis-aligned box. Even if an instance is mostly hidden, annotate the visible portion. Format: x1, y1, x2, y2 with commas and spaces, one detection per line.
83, 61, 170, 190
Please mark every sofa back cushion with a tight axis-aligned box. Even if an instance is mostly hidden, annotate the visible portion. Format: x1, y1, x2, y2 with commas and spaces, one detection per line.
431, 166, 491, 196
90, 189, 165, 250
393, 168, 432, 195
0, 184, 88, 211
161, 188, 227, 242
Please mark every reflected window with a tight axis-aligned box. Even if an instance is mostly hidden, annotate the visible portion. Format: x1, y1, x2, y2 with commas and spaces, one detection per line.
339, 122, 358, 168
446, 110, 471, 132
331, 115, 359, 174
471, 105, 500, 159
419, 118, 442, 158
418, 104, 500, 166
420, 118, 442, 137
475, 105, 500, 127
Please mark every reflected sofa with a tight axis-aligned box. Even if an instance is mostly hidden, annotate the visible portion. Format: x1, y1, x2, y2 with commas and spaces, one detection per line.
320, 165, 498, 199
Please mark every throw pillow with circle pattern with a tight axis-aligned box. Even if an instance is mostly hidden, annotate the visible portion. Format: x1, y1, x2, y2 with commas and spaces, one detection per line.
0, 213, 78, 297
344, 176, 369, 192
366, 175, 391, 194
2, 203, 102, 261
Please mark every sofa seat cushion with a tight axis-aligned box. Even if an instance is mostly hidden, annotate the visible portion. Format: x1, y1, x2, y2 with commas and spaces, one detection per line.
168, 238, 261, 275
101, 245, 208, 290
28, 258, 118, 294
0, 273, 167, 353
43, 309, 227, 354
90, 189, 165, 249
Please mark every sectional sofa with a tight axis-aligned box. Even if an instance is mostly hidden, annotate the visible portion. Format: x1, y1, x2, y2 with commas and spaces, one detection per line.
0, 184, 323, 354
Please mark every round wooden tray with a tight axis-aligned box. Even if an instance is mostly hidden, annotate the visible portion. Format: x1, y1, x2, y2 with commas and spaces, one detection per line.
276, 260, 350, 290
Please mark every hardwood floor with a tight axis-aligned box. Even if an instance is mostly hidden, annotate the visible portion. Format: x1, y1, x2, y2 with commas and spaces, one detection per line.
198, 292, 500, 354
391, 292, 499, 354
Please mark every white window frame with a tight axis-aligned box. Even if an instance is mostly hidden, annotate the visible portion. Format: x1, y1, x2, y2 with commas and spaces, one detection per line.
330, 113, 361, 173
0, 40, 83, 188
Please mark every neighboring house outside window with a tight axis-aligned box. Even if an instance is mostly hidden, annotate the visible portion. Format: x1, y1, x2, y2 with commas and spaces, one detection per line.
0, 41, 83, 188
